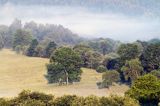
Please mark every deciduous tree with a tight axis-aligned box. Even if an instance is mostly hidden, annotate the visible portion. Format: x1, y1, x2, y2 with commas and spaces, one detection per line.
46, 47, 82, 85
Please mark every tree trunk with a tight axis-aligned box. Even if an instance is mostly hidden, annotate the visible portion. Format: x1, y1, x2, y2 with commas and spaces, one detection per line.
64, 69, 69, 85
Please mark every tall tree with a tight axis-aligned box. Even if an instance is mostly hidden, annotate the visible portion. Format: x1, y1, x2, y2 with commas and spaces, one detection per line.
100, 40, 108, 55
0, 25, 9, 49
121, 59, 143, 83
46, 47, 82, 85
27, 39, 39, 56
13, 29, 32, 49
140, 43, 160, 72
45, 41, 57, 58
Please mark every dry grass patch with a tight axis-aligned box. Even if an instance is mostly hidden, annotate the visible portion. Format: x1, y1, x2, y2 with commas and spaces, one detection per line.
0, 49, 129, 97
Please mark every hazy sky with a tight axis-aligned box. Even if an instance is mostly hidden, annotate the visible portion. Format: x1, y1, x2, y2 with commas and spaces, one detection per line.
0, 3, 160, 41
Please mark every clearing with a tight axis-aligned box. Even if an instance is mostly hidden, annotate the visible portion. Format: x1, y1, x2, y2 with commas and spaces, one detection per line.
0, 49, 129, 97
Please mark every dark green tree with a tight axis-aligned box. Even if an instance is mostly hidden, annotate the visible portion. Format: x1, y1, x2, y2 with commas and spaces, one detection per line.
125, 74, 160, 106
140, 43, 160, 72
117, 43, 141, 66
45, 41, 57, 58
27, 39, 39, 56
46, 47, 82, 85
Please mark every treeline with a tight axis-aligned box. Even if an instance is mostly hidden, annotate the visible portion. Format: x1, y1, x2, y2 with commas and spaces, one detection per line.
45, 38, 160, 85
44, 39, 160, 105
0, 19, 81, 47
0, 19, 121, 58
0, 90, 139, 106
0, 19, 83, 57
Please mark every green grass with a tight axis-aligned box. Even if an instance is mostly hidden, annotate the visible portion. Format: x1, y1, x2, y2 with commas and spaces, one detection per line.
0, 49, 129, 97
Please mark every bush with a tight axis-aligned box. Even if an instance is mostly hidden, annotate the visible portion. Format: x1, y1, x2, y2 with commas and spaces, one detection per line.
9, 90, 54, 105
71, 96, 85, 106
0, 90, 140, 106
100, 95, 139, 106
53, 95, 77, 106
150, 70, 160, 79
125, 74, 160, 106
0, 98, 10, 106
84, 95, 100, 106
19, 99, 45, 106
96, 65, 107, 73
98, 70, 120, 88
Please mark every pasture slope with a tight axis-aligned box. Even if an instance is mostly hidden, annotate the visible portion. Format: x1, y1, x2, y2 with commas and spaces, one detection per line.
0, 49, 129, 97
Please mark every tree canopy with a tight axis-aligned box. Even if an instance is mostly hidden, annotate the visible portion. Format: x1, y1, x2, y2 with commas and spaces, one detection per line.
126, 74, 160, 105
140, 43, 160, 72
121, 59, 143, 83
46, 47, 82, 85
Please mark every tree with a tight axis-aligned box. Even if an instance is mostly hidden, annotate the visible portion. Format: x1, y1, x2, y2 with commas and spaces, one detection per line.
44, 41, 57, 58
0, 25, 9, 49
73, 44, 93, 67
87, 38, 119, 55
117, 43, 141, 66
27, 39, 39, 56
96, 65, 107, 73
0, 34, 4, 49
46, 47, 82, 85
125, 74, 160, 106
98, 70, 120, 88
89, 51, 103, 69
121, 59, 143, 83
140, 43, 160, 72
13, 29, 32, 50
100, 40, 109, 55
103, 54, 120, 70
73, 44, 103, 69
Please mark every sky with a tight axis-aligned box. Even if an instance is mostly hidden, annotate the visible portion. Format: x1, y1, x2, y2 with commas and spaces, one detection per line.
0, 3, 160, 42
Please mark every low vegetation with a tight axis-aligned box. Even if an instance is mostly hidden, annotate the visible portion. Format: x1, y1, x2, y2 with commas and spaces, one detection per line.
0, 90, 139, 106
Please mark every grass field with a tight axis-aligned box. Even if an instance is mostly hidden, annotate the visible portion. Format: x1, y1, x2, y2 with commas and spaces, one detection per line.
0, 49, 129, 97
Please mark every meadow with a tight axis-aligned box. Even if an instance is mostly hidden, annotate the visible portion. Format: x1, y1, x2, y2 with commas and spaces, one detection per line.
0, 49, 129, 97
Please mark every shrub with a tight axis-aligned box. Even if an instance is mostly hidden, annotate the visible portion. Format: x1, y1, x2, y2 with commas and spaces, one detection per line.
9, 90, 54, 105
19, 99, 45, 106
0, 98, 10, 106
84, 95, 100, 106
125, 74, 160, 106
96, 65, 107, 73
100, 95, 139, 106
53, 95, 77, 106
71, 96, 85, 106
0, 90, 140, 106
150, 70, 160, 79
98, 70, 120, 88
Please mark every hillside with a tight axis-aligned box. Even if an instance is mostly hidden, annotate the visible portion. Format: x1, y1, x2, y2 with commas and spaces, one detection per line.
0, 49, 129, 97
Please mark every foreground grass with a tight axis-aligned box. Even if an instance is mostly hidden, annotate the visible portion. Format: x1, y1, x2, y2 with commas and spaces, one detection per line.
0, 49, 129, 97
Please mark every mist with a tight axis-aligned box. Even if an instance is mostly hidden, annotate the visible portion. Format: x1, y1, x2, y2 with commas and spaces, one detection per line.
0, 3, 160, 42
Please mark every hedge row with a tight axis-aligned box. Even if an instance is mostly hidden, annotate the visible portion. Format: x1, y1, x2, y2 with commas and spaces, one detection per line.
0, 90, 139, 106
